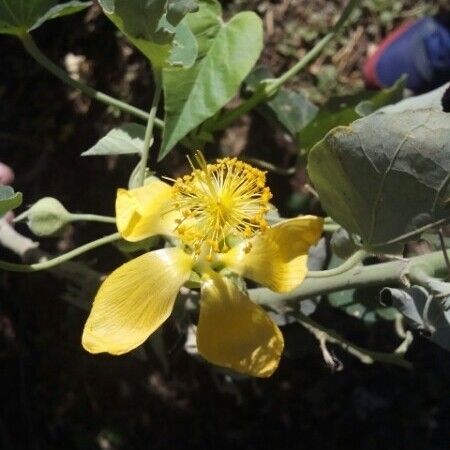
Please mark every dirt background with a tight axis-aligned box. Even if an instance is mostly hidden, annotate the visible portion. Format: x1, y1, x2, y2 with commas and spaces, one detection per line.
1, 1, 450, 449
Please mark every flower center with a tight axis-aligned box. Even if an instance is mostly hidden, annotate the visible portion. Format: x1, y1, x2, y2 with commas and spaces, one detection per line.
171, 153, 272, 257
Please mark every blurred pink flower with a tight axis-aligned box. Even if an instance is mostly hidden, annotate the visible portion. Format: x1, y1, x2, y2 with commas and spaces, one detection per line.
0, 162, 14, 185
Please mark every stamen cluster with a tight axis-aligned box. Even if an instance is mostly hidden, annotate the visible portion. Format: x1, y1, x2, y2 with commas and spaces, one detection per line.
171, 156, 272, 257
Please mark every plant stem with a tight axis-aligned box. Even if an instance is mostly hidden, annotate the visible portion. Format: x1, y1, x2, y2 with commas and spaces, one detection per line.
0, 232, 120, 272
251, 249, 450, 305
307, 249, 367, 278
292, 310, 412, 369
212, 0, 359, 131
19, 33, 164, 128
137, 70, 163, 186
69, 214, 116, 224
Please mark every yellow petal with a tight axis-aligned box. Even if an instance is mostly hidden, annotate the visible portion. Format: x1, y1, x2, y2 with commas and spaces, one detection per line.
223, 216, 323, 293
82, 248, 193, 355
115, 177, 177, 242
197, 273, 284, 377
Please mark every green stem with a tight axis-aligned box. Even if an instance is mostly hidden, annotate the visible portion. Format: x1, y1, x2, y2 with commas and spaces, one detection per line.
307, 249, 367, 278
251, 250, 450, 305
69, 214, 116, 224
19, 33, 164, 129
0, 232, 120, 272
212, 0, 359, 131
137, 70, 163, 186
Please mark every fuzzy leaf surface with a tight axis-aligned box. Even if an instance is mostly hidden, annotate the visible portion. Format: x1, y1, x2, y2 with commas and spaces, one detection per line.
308, 109, 450, 251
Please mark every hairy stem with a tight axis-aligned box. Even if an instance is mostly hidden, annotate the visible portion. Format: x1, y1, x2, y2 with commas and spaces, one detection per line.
251, 250, 449, 305
137, 70, 163, 186
307, 249, 367, 278
69, 214, 116, 224
0, 232, 120, 272
20, 33, 164, 128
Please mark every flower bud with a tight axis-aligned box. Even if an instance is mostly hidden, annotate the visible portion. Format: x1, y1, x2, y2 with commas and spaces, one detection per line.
16, 197, 71, 237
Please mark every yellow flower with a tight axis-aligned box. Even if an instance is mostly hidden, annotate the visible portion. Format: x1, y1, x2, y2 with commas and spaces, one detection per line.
82, 154, 323, 377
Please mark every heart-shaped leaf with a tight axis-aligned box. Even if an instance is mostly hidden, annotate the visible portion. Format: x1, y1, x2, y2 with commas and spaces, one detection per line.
0, 186, 22, 216
98, 0, 198, 69
308, 109, 450, 252
159, 10, 263, 159
0, 0, 92, 36
82, 123, 146, 156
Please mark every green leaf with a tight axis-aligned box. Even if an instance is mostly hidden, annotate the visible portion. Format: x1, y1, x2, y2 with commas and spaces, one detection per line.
0, 0, 92, 36
82, 123, 146, 156
308, 109, 450, 252
184, 0, 222, 58
0, 185, 22, 215
160, 11, 263, 159
98, 0, 198, 69
30, 1, 93, 31
244, 66, 318, 136
298, 77, 405, 153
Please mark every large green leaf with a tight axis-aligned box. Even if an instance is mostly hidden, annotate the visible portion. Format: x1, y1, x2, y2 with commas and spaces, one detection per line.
98, 0, 198, 69
298, 77, 405, 153
82, 123, 146, 156
308, 109, 450, 252
0, 0, 92, 36
245, 66, 318, 136
0, 186, 22, 216
160, 11, 263, 159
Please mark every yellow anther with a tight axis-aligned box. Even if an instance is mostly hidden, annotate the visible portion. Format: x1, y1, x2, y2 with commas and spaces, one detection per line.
169, 153, 272, 256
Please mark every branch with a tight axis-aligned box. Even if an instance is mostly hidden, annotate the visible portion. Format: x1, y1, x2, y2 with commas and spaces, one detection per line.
292, 310, 413, 369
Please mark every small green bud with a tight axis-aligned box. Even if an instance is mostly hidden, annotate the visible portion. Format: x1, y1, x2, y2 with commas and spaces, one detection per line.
16, 197, 71, 237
